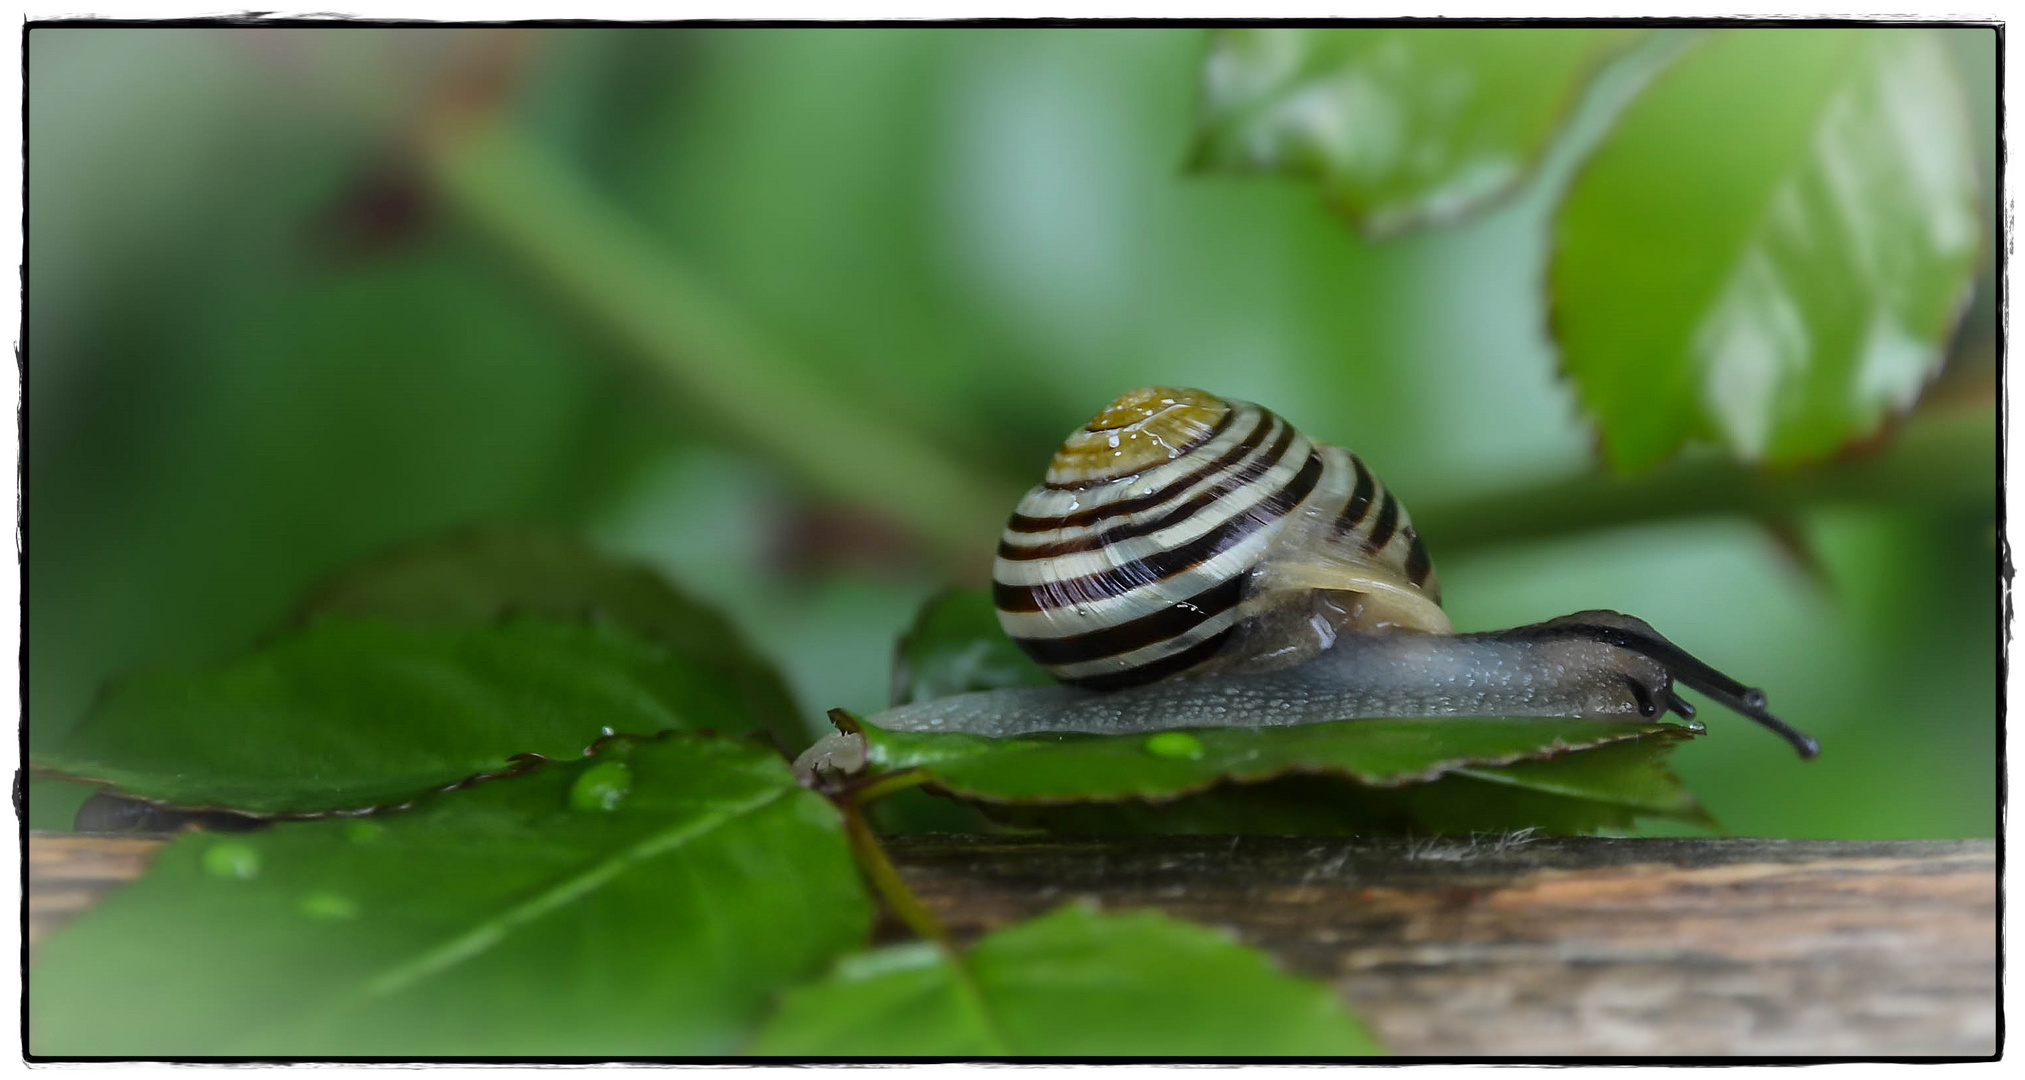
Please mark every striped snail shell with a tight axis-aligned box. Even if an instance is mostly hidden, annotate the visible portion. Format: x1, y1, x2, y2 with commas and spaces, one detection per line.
992, 387, 1448, 690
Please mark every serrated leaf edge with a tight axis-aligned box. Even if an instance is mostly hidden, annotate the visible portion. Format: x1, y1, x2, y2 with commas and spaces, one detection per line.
878, 723, 1697, 807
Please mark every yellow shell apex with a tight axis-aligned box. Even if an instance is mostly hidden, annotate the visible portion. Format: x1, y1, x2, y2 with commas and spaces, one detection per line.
1045, 387, 1231, 488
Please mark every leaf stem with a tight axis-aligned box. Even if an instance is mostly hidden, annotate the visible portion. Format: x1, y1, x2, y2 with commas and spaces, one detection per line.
833, 795, 1013, 1052
850, 768, 931, 807
835, 796, 949, 949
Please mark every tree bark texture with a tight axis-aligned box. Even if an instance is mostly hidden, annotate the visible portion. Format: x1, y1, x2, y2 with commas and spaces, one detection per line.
27, 831, 1997, 1057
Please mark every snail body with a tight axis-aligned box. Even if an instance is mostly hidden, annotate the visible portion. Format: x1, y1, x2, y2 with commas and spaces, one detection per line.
797, 387, 1817, 783
873, 612, 1680, 738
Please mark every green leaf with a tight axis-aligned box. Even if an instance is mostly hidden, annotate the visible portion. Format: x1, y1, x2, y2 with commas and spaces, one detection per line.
1192, 27, 1640, 234
35, 618, 754, 815
1408, 734, 1712, 835
31, 735, 872, 1056
1453, 734, 1706, 818
287, 523, 804, 744
890, 587, 1051, 707
858, 712, 1700, 813
983, 737, 1712, 836
752, 903, 1379, 1055
1551, 28, 1981, 471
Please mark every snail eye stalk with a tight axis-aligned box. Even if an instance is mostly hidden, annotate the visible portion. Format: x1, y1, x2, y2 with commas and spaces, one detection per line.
1553, 621, 1820, 760
1620, 675, 1658, 718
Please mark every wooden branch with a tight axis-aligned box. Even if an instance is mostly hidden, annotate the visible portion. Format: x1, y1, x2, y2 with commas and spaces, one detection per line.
28, 835, 169, 952
27, 831, 1995, 1057
884, 835, 1997, 1057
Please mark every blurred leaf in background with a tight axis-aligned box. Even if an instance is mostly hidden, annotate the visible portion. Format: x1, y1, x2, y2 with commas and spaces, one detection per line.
753, 904, 1381, 1055
1192, 27, 1641, 234
1552, 28, 1981, 471
28, 25, 1996, 841
28, 29, 676, 751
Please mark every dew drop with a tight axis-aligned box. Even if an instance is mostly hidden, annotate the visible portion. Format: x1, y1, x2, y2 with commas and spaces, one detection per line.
298, 892, 359, 920
203, 841, 261, 881
344, 820, 384, 844
568, 761, 633, 812
1143, 732, 1206, 760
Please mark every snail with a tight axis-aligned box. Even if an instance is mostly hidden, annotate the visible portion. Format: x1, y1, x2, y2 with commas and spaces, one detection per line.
797, 387, 1817, 781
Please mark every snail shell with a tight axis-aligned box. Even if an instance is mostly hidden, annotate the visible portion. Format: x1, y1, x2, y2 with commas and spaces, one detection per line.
993, 387, 1449, 689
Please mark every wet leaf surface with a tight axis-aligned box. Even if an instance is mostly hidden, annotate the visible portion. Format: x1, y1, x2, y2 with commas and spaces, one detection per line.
31, 735, 871, 1057
751, 902, 1380, 1055
1192, 27, 1639, 234
981, 737, 1712, 837
855, 711, 1704, 831
1552, 28, 1981, 470
36, 617, 756, 815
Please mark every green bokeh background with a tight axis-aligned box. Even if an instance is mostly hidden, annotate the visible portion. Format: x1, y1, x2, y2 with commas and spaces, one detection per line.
28, 27, 1998, 838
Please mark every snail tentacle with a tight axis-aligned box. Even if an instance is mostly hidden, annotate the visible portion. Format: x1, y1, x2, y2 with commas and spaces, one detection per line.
1484, 612, 1819, 759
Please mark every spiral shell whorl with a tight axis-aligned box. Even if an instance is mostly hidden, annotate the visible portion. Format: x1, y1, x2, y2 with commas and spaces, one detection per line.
994, 386, 1442, 691
1043, 386, 1231, 488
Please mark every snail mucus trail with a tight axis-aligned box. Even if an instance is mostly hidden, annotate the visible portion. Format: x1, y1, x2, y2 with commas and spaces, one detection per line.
797, 387, 1817, 782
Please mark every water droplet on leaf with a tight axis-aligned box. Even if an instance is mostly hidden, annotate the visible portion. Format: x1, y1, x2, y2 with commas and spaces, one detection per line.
1143, 732, 1205, 760
299, 892, 359, 920
569, 761, 633, 812
344, 820, 384, 843
203, 842, 261, 881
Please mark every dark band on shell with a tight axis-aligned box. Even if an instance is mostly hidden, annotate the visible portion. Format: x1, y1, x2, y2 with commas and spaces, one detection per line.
993, 387, 1443, 690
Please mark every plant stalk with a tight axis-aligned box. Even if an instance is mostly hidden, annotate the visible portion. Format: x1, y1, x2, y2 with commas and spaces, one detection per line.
834, 797, 1012, 1051
836, 796, 950, 949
